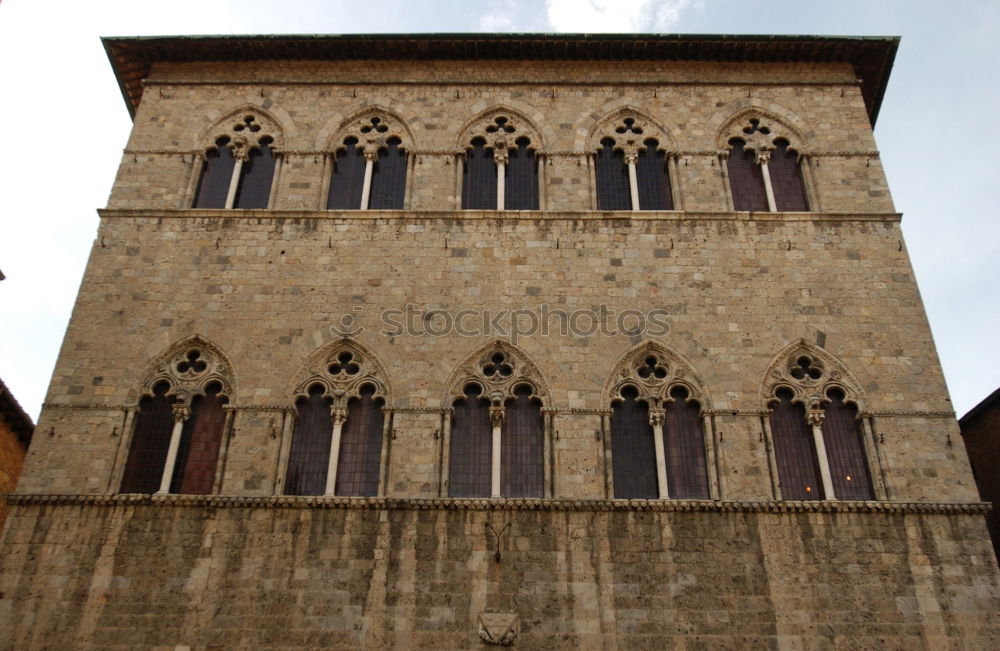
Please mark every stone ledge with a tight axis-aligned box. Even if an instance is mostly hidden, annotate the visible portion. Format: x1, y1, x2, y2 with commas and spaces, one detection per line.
96, 208, 903, 224
5, 493, 990, 515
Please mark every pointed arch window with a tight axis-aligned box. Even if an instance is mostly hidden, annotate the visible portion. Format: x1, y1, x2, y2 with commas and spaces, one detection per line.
725, 118, 810, 212
766, 352, 876, 501
608, 351, 712, 499
446, 347, 547, 498
284, 347, 389, 497
593, 117, 674, 211
461, 115, 541, 210
193, 114, 279, 209
327, 116, 409, 210
120, 348, 232, 495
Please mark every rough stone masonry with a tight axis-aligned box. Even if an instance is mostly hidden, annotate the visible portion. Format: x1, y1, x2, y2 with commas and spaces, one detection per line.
1, 34, 997, 649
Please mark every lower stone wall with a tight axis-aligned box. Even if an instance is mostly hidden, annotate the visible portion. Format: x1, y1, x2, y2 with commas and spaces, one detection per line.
1, 497, 997, 649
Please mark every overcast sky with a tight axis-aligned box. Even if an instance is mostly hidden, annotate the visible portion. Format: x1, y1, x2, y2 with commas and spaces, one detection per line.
0, 0, 997, 420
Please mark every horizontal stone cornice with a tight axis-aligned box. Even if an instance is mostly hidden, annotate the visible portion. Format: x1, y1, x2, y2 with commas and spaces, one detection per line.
97, 208, 902, 224
5, 493, 989, 515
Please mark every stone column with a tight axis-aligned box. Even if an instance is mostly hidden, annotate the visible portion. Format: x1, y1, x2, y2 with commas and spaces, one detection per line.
757, 150, 777, 212
649, 410, 669, 499
494, 145, 509, 211
158, 403, 191, 494
360, 149, 378, 210
625, 149, 640, 211
807, 408, 836, 499
324, 407, 348, 496
490, 404, 505, 497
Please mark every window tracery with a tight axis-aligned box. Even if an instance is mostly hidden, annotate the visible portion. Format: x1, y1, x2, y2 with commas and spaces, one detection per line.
445, 343, 548, 497
284, 342, 389, 496
606, 344, 710, 499
764, 344, 875, 501
723, 116, 810, 212
591, 112, 675, 211
121, 341, 234, 495
193, 111, 282, 209
461, 113, 541, 210
327, 113, 412, 210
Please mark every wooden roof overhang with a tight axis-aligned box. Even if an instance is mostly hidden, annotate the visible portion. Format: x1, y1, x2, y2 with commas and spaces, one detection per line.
102, 33, 898, 125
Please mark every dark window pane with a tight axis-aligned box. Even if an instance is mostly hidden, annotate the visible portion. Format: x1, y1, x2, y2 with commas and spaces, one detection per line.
327, 137, 366, 209
596, 138, 631, 210
121, 383, 175, 493
505, 138, 538, 210
727, 138, 769, 211
170, 384, 227, 495
369, 137, 407, 210
635, 139, 673, 210
193, 137, 235, 208
449, 385, 492, 497
663, 387, 709, 498
769, 138, 809, 211
462, 138, 497, 209
611, 387, 658, 498
769, 389, 824, 500
234, 137, 275, 209
335, 385, 385, 497
284, 386, 333, 496
822, 390, 874, 500
501, 385, 543, 497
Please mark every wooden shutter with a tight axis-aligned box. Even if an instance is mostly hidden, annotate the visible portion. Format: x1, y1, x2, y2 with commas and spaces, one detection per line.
192, 138, 236, 208
284, 386, 333, 496
327, 138, 366, 209
611, 387, 658, 499
449, 386, 492, 497
462, 138, 497, 209
595, 138, 631, 210
663, 387, 709, 499
369, 138, 407, 209
769, 139, 808, 211
635, 139, 673, 210
121, 383, 175, 493
335, 385, 385, 497
769, 389, 824, 500
170, 385, 226, 495
821, 390, 874, 500
501, 386, 544, 497
727, 138, 768, 211
505, 138, 539, 210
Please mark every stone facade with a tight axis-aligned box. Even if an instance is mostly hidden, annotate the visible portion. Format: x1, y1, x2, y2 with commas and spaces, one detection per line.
1, 34, 998, 648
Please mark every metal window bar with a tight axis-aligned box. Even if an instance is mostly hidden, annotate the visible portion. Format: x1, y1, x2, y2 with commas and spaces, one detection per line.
326, 138, 366, 209
462, 138, 497, 209
501, 386, 544, 497
610, 387, 659, 499
635, 139, 673, 210
663, 387, 709, 499
448, 386, 492, 497
335, 385, 385, 497
120, 383, 175, 493
192, 137, 235, 208
769, 390, 824, 500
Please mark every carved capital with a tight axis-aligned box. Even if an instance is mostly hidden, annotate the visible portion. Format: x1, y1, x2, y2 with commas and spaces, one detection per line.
623, 148, 640, 165
489, 405, 506, 427
806, 409, 825, 427
755, 149, 772, 165
648, 410, 665, 428
492, 142, 509, 166
330, 407, 348, 426
172, 404, 191, 423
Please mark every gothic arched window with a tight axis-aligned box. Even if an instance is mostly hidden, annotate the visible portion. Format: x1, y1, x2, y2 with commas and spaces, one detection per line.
611, 386, 658, 498
327, 115, 410, 210
765, 349, 875, 501
461, 114, 541, 210
193, 114, 280, 209
121, 346, 233, 495
593, 116, 674, 211
725, 118, 810, 212
607, 347, 712, 500
446, 345, 548, 498
284, 346, 389, 497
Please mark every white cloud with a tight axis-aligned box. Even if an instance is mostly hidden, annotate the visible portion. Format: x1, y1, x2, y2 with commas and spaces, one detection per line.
480, 0, 518, 30
545, 0, 694, 32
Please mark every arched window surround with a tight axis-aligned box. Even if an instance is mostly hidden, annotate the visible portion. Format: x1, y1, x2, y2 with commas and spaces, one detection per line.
115, 337, 236, 495
323, 110, 416, 210
762, 341, 886, 501
718, 112, 817, 212
281, 340, 392, 497
442, 341, 552, 498
604, 342, 715, 500
190, 108, 284, 210
587, 109, 680, 211
457, 110, 546, 211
